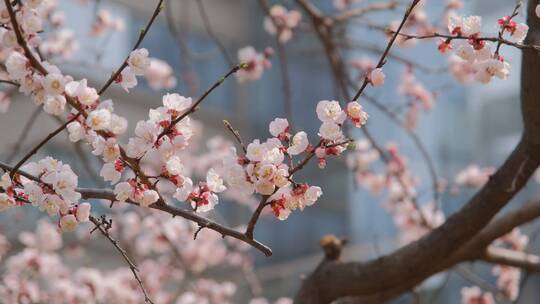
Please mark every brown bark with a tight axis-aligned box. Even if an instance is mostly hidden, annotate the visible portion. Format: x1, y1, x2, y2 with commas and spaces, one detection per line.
294, 1, 540, 303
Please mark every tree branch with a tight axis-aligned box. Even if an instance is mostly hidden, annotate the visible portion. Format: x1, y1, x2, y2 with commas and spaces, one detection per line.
0, 160, 273, 256
98, 0, 164, 95
81, 187, 273, 256
90, 215, 155, 304
483, 246, 540, 272
351, 0, 421, 101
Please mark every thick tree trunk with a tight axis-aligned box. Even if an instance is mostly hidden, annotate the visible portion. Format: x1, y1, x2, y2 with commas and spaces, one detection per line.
294, 1, 540, 303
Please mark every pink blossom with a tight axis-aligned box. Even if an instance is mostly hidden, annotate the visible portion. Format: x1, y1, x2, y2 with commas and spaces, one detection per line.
128, 48, 150, 75
236, 46, 271, 82
264, 5, 301, 43
59, 214, 78, 232
369, 68, 385, 86
287, 131, 309, 155
144, 58, 177, 90
269, 117, 289, 138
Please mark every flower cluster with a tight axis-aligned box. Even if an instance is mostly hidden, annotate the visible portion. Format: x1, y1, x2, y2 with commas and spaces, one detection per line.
104, 93, 228, 212
40, 29, 79, 59
347, 141, 444, 243
317, 99, 368, 143
90, 9, 125, 37
2, 2, 133, 192
398, 68, 436, 130
438, 13, 527, 84
116, 48, 150, 91
0, 210, 279, 304
0, 157, 90, 232
497, 15, 529, 44
144, 58, 177, 91
173, 169, 227, 212
264, 5, 302, 43
236, 46, 272, 82
222, 117, 323, 220
385, 143, 444, 243
114, 178, 160, 207
346, 139, 384, 193
0, 0, 72, 58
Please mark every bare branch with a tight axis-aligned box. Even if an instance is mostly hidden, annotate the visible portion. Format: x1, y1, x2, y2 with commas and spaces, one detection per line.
157, 63, 245, 141
223, 120, 247, 154
351, 0, 421, 101
9, 114, 79, 179
97, 0, 164, 95
483, 246, 540, 272
81, 187, 272, 256
90, 215, 155, 304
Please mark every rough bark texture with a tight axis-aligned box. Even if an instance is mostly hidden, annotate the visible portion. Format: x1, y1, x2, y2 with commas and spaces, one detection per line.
294, 1, 540, 303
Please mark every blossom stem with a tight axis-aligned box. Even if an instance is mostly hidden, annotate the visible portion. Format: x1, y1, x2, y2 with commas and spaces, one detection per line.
97, 0, 164, 95
223, 120, 247, 154
156, 63, 245, 141
351, 0, 422, 101
90, 215, 156, 304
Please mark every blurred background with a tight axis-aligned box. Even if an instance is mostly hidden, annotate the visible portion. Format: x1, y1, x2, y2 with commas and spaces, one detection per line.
1, 0, 539, 303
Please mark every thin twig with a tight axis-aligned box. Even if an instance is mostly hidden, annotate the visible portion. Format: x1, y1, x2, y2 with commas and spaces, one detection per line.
9, 115, 79, 179
90, 215, 155, 304
289, 139, 352, 175
98, 0, 164, 95
157, 63, 245, 141
352, 0, 421, 101
495, 2, 522, 56
223, 120, 247, 154
396, 32, 540, 52
0, 79, 18, 86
